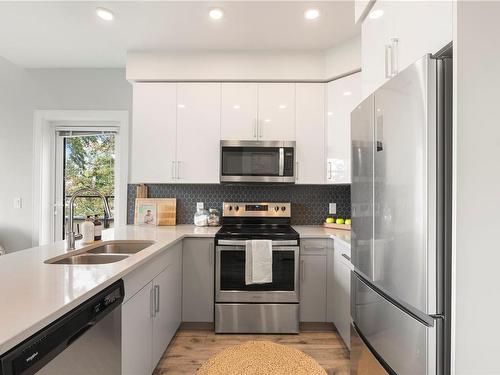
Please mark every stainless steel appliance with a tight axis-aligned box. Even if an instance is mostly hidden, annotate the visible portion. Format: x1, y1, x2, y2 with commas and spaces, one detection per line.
350, 49, 452, 375
215, 202, 300, 333
0, 280, 123, 375
220, 140, 296, 183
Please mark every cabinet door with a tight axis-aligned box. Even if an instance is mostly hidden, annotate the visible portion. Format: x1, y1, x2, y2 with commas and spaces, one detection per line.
326, 73, 362, 184
221, 83, 258, 140
182, 239, 215, 322
333, 246, 352, 349
258, 83, 295, 141
131, 83, 177, 183
300, 255, 327, 322
394, 1, 452, 73
361, 1, 397, 98
122, 282, 153, 375
152, 243, 182, 367
176, 83, 221, 183
295, 83, 325, 184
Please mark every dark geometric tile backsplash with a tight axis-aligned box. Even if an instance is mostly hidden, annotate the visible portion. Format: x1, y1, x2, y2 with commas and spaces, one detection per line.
128, 184, 351, 225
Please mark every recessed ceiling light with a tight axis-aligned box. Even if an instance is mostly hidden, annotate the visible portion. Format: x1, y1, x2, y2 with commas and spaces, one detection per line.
304, 9, 320, 20
279, 104, 287, 109
233, 105, 240, 109
368, 9, 384, 19
178, 104, 185, 109
264, 119, 271, 123
327, 112, 333, 116
209, 8, 224, 20
96, 7, 114, 21
343, 91, 352, 96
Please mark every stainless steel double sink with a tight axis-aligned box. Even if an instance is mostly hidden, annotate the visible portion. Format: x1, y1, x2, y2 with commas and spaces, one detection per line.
45, 240, 155, 265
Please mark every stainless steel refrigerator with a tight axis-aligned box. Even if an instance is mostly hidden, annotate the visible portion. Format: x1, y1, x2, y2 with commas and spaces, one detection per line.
350, 48, 452, 375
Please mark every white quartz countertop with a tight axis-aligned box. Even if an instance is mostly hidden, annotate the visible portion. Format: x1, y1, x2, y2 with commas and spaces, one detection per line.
0, 224, 349, 355
293, 225, 351, 247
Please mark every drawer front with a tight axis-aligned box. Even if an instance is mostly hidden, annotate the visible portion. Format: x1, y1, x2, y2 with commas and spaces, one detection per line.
352, 272, 437, 375
123, 242, 180, 302
300, 239, 328, 255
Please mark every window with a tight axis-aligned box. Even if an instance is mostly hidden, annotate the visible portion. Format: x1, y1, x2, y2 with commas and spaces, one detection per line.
55, 128, 117, 240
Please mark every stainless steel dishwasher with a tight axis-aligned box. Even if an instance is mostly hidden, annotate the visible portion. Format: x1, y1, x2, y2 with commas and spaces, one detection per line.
0, 280, 123, 375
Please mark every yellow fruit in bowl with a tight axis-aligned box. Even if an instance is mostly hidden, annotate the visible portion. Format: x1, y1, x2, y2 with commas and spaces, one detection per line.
336, 218, 345, 225
326, 217, 335, 224
345, 219, 352, 225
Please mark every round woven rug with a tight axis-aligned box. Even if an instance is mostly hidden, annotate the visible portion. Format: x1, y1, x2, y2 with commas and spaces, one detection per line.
197, 340, 327, 375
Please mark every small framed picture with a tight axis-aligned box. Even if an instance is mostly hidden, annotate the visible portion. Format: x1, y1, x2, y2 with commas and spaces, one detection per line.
135, 199, 157, 226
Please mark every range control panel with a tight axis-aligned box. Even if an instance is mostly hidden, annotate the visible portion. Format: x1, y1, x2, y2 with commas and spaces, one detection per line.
223, 202, 291, 217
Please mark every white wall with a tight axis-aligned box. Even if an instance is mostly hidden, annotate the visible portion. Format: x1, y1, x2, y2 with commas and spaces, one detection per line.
0, 61, 131, 252
127, 41, 361, 82
324, 36, 361, 79
0, 57, 40, 252
127, 50, 327, 81
453, 2, 500, 373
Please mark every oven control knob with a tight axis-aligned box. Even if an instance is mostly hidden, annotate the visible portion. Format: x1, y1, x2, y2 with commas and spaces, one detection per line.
228, 205, 233, 211
235, 205, 239, 211
281, 206, 287, 211
274, 206, 280, 212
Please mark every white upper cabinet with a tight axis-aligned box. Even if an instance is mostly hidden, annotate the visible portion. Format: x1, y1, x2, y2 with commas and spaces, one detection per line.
176, 83, 221, 183
258, 83, 296, 141
295, 83, 325, 184
361, 0, 452, 98
393, 1, 452, 71
131, 83, 177, 183
326, 73, 362, 184
221, 83, 259, 140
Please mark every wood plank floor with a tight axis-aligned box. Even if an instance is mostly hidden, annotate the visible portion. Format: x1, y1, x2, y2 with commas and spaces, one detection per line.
154, 327, 350, 375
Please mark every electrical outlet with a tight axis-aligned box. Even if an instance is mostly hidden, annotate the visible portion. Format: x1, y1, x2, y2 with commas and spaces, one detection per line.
196, 202, 204, 211
329, 203, 336, 215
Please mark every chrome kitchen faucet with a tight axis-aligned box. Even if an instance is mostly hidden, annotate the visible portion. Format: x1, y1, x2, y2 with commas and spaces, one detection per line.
66, 188, 112, 250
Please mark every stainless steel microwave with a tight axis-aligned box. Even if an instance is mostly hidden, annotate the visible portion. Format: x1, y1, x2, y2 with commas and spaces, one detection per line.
220, 140, 296, 183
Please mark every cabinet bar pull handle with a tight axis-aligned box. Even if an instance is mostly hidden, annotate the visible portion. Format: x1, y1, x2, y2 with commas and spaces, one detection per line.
295, 162, 299, 181
301, 260, 305, 282
385, 44, 392, 79
341, 253, 351, 262
154, 285, 160, 313
176, 161, 180, 180
253, 121, 257, 139
390, 38, 399, 77
150, 287, 155, 317
171, 161, 176, 180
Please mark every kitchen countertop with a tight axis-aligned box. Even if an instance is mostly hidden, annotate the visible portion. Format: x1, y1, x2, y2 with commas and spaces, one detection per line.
293, 225, 351, 247
0, 224, 349, 355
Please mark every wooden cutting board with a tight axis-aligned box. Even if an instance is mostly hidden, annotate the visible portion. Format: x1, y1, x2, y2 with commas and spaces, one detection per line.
323, 223, 351, 231
156, 198, 176, 226
135, 198, 176, 226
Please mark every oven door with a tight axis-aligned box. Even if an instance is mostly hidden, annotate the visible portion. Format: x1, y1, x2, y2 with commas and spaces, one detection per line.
220, 140, 295, 183
216, 245, 299, 303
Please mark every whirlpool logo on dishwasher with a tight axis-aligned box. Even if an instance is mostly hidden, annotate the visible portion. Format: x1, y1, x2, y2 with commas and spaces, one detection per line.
26, 352, 39, 362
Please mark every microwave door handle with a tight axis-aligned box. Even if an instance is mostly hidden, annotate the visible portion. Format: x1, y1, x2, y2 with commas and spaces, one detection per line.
279, 147, 284, 176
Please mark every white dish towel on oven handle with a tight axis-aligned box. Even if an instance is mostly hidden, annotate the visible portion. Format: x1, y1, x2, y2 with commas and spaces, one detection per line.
245, 240, 273, 284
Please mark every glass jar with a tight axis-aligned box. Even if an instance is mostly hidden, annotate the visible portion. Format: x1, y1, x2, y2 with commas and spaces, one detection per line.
207, 208, 220, 227
194, 209, 209, 227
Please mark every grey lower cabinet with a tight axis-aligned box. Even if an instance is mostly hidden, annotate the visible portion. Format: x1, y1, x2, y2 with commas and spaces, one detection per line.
122, 242, 182, 375
299, 239, 328, 322
182, 238, 215, 322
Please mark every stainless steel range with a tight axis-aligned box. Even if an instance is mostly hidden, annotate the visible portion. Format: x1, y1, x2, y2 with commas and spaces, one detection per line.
214, 202, 300, 333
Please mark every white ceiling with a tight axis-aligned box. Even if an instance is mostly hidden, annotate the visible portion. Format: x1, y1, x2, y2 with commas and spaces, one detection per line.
0, 1, 359, 68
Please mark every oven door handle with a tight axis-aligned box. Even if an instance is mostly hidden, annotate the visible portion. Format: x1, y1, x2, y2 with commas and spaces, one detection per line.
217, 239, 298, 247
